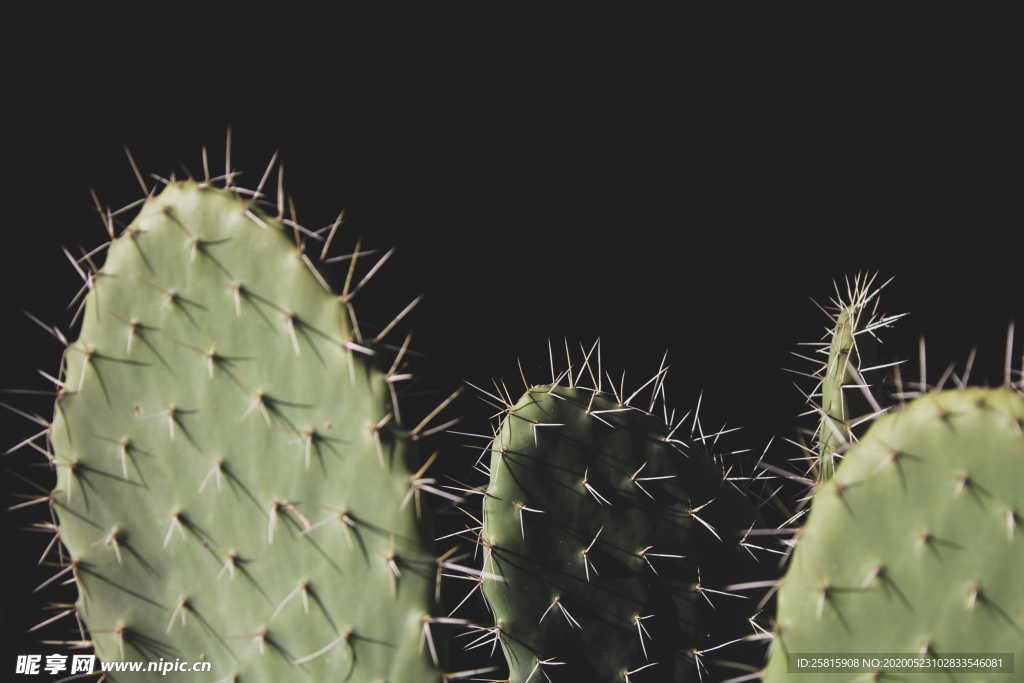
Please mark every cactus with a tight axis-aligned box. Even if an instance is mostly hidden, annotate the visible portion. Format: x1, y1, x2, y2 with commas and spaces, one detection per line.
762, 385, 1024, 681
22, 148, 471, 681
789, 274, 906, 482
13, 144, 1020, 683
757, 277, 1024, 682
467, 345, 774, 682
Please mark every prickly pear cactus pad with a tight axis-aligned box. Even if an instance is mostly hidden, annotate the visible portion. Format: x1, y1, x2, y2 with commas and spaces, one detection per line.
789, 273, 905, 482
43, 178, 459, 681
472, 350, 772, 682
764, 387, 1024, 682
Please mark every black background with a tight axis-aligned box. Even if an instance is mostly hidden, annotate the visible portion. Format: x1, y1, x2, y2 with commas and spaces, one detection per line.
2, 27, 1020, 676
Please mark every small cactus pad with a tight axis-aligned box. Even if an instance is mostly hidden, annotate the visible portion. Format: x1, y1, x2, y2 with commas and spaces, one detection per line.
476, 357, 769, 682
814, 293, 857, 481
793, 274, 903, 482
764, 387, 1024, 681
47, 181, 452, 681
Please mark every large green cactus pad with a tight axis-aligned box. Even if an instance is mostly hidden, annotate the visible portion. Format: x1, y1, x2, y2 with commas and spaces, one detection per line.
48, 182, 446, 681
764, 387, 1024, 681
478, 376, 767, 682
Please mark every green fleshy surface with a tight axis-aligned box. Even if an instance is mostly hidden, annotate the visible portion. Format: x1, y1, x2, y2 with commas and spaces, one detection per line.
481, 386, 763, 682
50, 183, 443, 682
765, 388, 1024, 683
